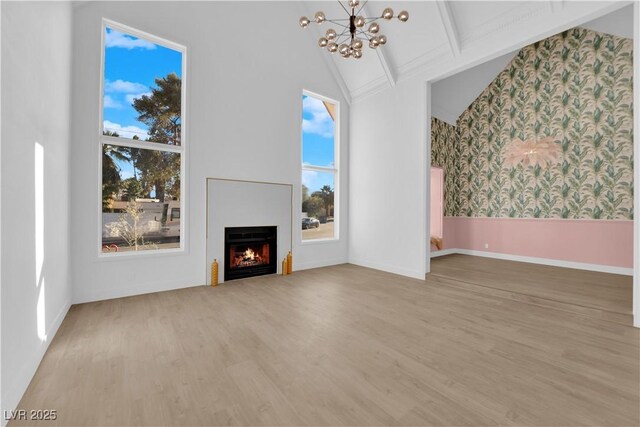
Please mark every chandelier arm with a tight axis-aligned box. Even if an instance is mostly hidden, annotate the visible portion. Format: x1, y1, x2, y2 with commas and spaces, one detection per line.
325, 21, 351, 29
356, 29, 372, 39
324, 18, 352, 22
334, 32, 351, 43
337, 0, 351, 15
335, 30, 350, 40
355, 0, 369, 16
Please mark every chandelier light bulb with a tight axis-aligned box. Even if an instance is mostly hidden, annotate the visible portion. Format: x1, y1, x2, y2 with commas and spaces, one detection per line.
298, 2, 409, 60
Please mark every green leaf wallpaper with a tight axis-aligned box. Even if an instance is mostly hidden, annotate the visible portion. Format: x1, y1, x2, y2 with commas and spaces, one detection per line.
432, 27, 633, 220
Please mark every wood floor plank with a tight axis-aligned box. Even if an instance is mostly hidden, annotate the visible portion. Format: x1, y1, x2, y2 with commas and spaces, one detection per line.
10, 262, 639, 426
430, 254, 633, 317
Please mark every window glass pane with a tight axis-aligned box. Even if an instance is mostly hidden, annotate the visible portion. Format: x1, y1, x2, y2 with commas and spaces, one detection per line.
302, 94, 335, 167
103, 27, 182, 145
102, 144, 181, 252
301, 171, 335, 240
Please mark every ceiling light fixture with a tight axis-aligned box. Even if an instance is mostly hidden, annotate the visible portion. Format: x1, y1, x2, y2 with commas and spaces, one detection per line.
299, 0, 409, 59
504, 137, 561, 168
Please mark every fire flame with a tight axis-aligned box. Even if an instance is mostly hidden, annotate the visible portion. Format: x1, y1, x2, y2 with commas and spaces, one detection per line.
243, 248, 255, 260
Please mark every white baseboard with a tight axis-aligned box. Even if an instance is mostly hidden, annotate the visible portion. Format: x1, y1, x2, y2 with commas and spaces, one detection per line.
430, 248, 458, 258
349, 257, 425, 280
73, 280, 203, 304
294, 257, 348, 271
431, 248, 633, 276
1, 300, 71, 423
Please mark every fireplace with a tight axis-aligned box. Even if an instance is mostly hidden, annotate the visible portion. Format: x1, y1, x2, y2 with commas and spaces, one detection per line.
224, 226, 277, 281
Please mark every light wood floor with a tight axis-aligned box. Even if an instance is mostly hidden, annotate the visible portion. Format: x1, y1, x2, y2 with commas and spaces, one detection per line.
13, 263, 639, 426
431, 254, 634, 325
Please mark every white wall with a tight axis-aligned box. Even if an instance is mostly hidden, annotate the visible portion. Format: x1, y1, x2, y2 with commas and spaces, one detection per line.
349, 1, 632, 284
582, 3, 634, 39
349, 75, 428, 279
633, 1, 639, 328
207, 180, 293, 283
0, 0, 3, 416
1, 0, 73, 417
70, 1, 349, 303
431, 51, 517, 126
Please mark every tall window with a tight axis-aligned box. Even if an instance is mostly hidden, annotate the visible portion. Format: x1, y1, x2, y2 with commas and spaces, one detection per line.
100, 21, 185, 255
301, 92, 338, 241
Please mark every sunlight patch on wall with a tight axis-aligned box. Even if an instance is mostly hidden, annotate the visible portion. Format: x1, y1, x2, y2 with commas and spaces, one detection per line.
35, 141, 46, 341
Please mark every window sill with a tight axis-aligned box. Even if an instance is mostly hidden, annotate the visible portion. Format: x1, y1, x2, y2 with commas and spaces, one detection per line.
97, 246, 187, 262
300, 238, 340, 246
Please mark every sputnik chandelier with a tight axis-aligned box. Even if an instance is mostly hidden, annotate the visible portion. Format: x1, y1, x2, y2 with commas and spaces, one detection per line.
299, 0, 409, 59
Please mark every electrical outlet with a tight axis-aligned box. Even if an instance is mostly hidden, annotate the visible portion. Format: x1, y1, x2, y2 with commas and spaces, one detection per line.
484, 243, 489, 249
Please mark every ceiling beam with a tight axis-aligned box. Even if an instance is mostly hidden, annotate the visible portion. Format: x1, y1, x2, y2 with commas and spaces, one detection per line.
361, 3, 396, 87
374, 42, 397, 87
549, 0, 565, 13
436, 1, 461, 57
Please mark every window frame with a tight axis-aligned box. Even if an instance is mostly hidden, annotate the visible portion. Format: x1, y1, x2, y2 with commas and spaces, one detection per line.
98, 19, 187, 258
300, 90, 340, 244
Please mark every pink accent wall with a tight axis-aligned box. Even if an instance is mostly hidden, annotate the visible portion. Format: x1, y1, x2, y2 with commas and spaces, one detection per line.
441, 217, 634, 268
430, 167, 444, 238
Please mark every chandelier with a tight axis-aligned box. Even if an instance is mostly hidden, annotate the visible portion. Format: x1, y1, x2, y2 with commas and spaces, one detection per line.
299, 0, 409, 59
503, 137, 561, 168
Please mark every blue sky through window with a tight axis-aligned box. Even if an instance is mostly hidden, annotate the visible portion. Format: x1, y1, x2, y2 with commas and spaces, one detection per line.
103, 27, 182, 140
103, 27, 182, 181
302, 94, 336, 193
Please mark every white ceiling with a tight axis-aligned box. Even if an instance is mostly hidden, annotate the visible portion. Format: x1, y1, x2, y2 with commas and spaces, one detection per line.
431, 50, 517, 125
300, 1, 634, 105
581, 3, 634, 39
430, 2, 634, 125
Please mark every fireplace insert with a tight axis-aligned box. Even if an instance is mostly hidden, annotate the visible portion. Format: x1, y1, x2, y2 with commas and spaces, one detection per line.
224, 226, 277, 281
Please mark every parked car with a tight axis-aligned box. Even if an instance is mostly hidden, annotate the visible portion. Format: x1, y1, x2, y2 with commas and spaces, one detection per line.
302, 217, 320, 230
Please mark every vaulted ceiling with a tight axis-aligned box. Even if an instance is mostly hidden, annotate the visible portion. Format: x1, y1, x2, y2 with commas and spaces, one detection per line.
301, 1, 634, 105
430, 3, 635, 125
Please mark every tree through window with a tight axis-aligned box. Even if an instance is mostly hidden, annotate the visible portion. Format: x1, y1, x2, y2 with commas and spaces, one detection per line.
301, 92, 338, 241
100, 22, 185, 254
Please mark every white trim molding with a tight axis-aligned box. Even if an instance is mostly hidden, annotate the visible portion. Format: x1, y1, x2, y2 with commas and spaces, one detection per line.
349, 257, 426, 281
436, 0, 461, 56
633, 1, 639, 328
98, 19, 188, 259
430, 248, 634, 276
